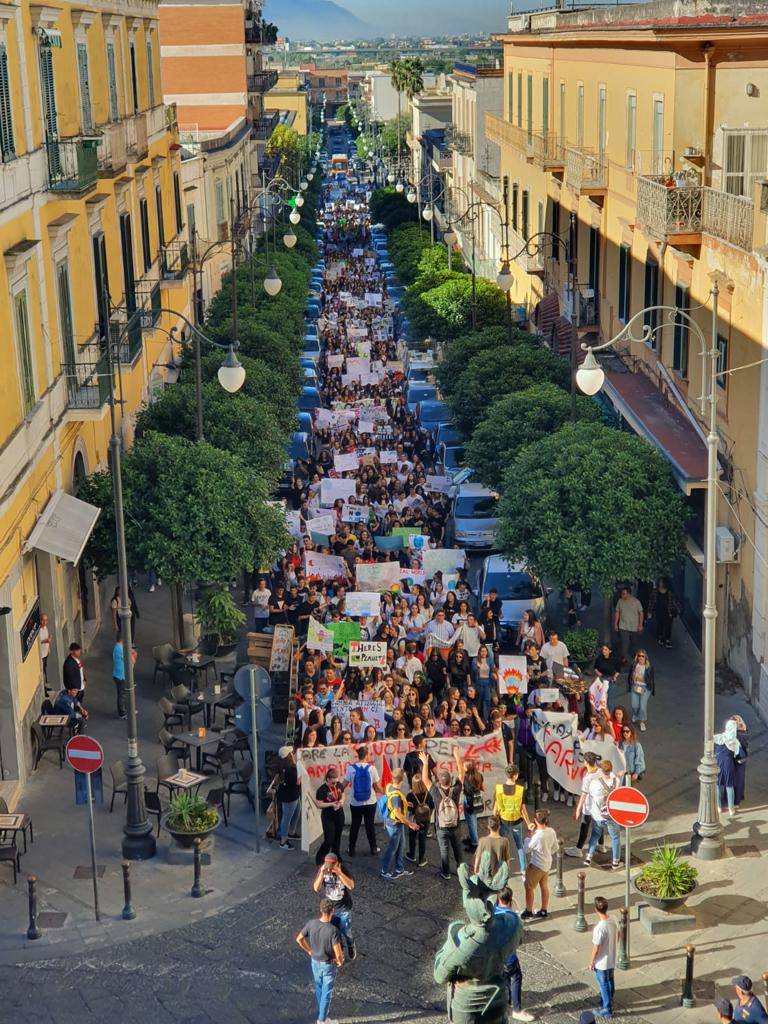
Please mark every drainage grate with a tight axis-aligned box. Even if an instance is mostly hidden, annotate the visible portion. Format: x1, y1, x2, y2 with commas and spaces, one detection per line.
37, 912, 68, 929
73, 865, 105, 879
726, 844, 760, 858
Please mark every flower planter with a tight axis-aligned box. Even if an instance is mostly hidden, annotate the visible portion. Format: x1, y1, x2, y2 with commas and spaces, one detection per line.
162, 813, 219, 849
633, 876, 696, 912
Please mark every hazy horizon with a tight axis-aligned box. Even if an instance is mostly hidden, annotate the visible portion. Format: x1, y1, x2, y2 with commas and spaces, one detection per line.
266, 0, 510, 37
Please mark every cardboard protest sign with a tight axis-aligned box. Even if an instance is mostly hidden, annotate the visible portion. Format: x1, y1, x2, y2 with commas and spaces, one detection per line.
422, 548, 467, 579
307, 514, 336, 537
400, 567, 426, 588
348, 641, 387, 668
426, 475, 450, 493
346, 357, 369, 379
379, 450, 397, 464
307, 616, 334, 654
320, 479, 357, 506
327, 354, 344, 369
345, 592, 381, 618
357, 419, 375, 435
498, 655, 528, 696
374, 535, 404, 553
356, 561, 401, 592
330, 699, 386, 735
342, 504, 369, 523
333, 452, 359, 474
408, 534, 429, 551
305, 551, 347, 581
285, 510, 303, 538
328, 621, 361, 659
365, 292, 382, 306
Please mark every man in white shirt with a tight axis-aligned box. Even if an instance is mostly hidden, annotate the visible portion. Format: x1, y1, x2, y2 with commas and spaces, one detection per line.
588, 895, 618, 1018
454, 613, 485, 660
522, 809, 559, 919
584, 761, 622, 869
424, 609, 455, 651
539, 630, 570, 677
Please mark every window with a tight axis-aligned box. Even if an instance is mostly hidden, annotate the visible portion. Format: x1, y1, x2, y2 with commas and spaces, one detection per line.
551, 200, 560, 260
576, 83, 584, 147
511, 182, 518, 232
537, 200, 544, 236
517, 72, 522, 127
14, 290, 35, 415
215, 179, 225, 226
120, 212, 136, 312
139, 197, 151, 272
588, 226, 600, 291
652, 99, 664, 175
173, 171, 183, 233
93, 232, 110, 345
155, 185, 165, 248
39, 44, 57, 140
526, 74, 533, 143
106, 42, 119, 122
507, 71, 513, 123
625, 94, 637, 170
146, 38, 156, 107
186, 202, 196, 238
76, 42, 93, 132
717, 333, 728, 388
597, 85, 607, 158
0, 44, 15, 160
722, 129, 768, 196
521, 189, 529, 241
643, 256, 659, 343
672, 284, 690, 376
618, 244, 631, 321
56, 262, 76, 368
569, 212, 578, 275
129, 42, 139, 113
542, 77, 549, 135
559, 81, 565, 144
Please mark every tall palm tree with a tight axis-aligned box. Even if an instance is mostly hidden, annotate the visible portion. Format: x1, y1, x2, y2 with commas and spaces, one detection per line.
389, 59, 407, 174
389, 58, 424, 180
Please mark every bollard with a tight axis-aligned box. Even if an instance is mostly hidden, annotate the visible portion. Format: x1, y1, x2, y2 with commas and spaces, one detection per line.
121, 861, 136, 921
616, 907, 630, 970
533, 779, 541, 812
574, 871, 587, 932
554, 840, 566, 897
26, 875, 41, 940
191, 838, 203, 898
680, 945, 696, 1008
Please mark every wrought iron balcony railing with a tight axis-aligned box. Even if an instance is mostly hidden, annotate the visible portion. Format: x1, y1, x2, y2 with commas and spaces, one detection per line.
564, 147, 608, 192
252, 112, 279, 141
247, 70, 278, 93
161, 241, 190, 280
636, 176, 754, 250
47, 136, 99, 193
63, 352, 110, 411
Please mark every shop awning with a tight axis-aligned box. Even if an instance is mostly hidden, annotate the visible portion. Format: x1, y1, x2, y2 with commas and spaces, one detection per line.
25, 490, 101, 564
603, 368, 708, 494
36, 28, 62, 48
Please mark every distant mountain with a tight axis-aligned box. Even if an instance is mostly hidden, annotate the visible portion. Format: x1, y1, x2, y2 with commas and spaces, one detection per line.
265, 0, 373, 40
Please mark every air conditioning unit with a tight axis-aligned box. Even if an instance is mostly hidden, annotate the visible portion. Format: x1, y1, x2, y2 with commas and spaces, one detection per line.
715, 526, 741, 563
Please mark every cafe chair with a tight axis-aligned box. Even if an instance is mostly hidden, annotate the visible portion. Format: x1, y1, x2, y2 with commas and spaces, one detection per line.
0, 834, 20, 885
158, 728, 190, 765
108, 760, 128, 813
151, 643, 178, 687
158, 697, 185, 731
170, 684, 204, 722
143, 787, 163, 837
156, 753, 181, 798
224, 759, 255, 815
201, 741, 234, 776
31, 721, 65, 770
206, 786, 229, 827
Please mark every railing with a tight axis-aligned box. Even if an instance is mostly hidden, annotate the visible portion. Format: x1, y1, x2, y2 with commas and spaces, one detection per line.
565, 147, 607, 191
109, 309, 143, 364
485, 113, 530, 156
576, 284, 600, 328
509, 224, 544, 275
97, 121, 127, 176
247, 70, 278, 93
161, 240, 190, 280
46, 137, 99, 193
531, 131, 564, 168
636, 175, 702, 236
446, 124, 473, 157
63, 352, 110, 410
702, 188, 754, 251
136, 280, 162, 328
126, 113, 148, 159
244, 19, 276, 44
251, 112, 279, 140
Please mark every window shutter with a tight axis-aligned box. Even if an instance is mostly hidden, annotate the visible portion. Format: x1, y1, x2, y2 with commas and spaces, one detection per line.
39, 45, 58, 140
146, 39, 155, 106
15, 291, 36, 414
173, 171, 183, 232
0, 45, 14, 160
106, 42, 119, 122
77, 42, 93, 132
215, 179, 225, 224
155, 185, 165, 247
57, 263, 76, 366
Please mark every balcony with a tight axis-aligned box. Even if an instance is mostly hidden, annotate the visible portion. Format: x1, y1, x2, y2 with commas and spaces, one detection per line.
485, 113, 531, 158
247, 70, 278, 94
63, 352, 110, 411
636, 177, 754, 251
509, 225, 544, 276
531, 132, 564, 171
108, 308, 143, 364
575, 284, 599, 329
161, 240, 189, 280
565, 147, 607, 195
136, 280, 162, 329
244, 17, 277, 45
251, 112, 279, 141
46, 137, 99, 193
126, 113, 148, 160
97, 121, 127, 177
446, 124, 473, 158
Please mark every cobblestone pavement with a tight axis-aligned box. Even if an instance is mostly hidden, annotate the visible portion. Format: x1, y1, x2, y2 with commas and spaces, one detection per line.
0, 850, 652, 1024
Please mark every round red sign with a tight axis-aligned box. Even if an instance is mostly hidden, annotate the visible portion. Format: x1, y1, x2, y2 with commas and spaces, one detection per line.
65, 735, 104, 774
607, 786, 650, 828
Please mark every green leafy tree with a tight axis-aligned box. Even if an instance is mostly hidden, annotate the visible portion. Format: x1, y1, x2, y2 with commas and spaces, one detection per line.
75, 470, 120, 579
466, 383, 602, 489
198, 351, 298, 433
497, 422, 687, 591
435, 327, 511, 400
266, 124, 304, 187
370, 187, 418, 231
390, 58, 424, 167
402, 274, 507, 341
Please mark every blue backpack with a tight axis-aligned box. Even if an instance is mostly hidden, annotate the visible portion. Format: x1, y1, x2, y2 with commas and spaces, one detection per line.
351, 763, 372, 802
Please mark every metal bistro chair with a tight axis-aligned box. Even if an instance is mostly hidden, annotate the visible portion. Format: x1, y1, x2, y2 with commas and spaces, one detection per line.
224, 758, 255, 816
0, 835, 20, 884
158, 697, 185, 731
151, 643, 179, 687
201, 741, 235, 776
109, 760, 128, 813
156, 753, 181, 798
170, 683, 204, 723
31, 721, 66, 770
143, 787, 163, 836
158, 728, 190, 765
206, 785, 229, 828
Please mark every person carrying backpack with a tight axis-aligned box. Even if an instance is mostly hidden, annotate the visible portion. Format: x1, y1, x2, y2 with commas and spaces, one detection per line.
378, 768, 418, 880
405, 777, 434, 867
344, 745, 381, 857
423, 746, 465, 880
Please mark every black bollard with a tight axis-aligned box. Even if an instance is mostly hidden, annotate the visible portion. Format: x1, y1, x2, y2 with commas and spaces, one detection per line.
191, 838, 203, 898
616, 907, 629, 970
533, 779, 541, 812
121, 861, 136, 921
26, 875, 41, 940
554, 840, 566, 897
680, 945, 696, 1008
574, 870, 587, 932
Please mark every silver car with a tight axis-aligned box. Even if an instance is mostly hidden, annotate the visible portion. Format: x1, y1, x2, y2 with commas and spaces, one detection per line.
476, 555, 548, 644
448, 483, 499, 549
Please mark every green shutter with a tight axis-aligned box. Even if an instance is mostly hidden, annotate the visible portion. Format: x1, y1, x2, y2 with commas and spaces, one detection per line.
146, 40, 155, 106
516, 73, 522, 127
57, 263, 76, 366
106, 42, 119, 122
542, 78, 549, 135
15, 291, 36, 414
0, 44, 15, 160
215, 180, 225, 224
77, 42, 92, 132
39, 45, 57, 140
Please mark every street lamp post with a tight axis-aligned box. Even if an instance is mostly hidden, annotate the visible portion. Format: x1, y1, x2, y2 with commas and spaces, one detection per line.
574, 283, 751, 861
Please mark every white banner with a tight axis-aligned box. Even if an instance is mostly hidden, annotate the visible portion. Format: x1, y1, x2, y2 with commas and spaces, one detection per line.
297, 731, 508, 852
422, 548, 467, 579
333, 452, 359, 474
307, 514, 336, 537
531, 711, 626, 796
498, 655, 528, 696
400, 566, 426, 588
426, 475, 450, 493
379, 450, 397, 465
329, 699, 387, 736
327, 354, 344, 369
305, 551, 348, 581
342, 504, 370, 523
345, 591, 381, 617
320, 478, 357, 506
307, 616, 334, 653
357, 420, 375, 435
348, 641, 388, 667
356, 561, 401, 592
286, 510, 303, 538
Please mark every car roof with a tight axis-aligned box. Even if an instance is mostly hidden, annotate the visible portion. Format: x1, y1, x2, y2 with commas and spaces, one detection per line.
483, 554, 529, 574
457, 483, 497, 498
420, 399, 446, 410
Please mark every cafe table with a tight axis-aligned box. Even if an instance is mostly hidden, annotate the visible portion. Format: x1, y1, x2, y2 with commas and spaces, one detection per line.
191, 685, 234, 728
164, 769, 207, 795
174, 653, 217, 685
0, 812, 33, 853
174, 727, 235, 771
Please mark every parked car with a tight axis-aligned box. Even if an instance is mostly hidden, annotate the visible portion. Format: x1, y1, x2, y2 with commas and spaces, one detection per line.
303, 366, 319, 387
297, 411, 313, 434
436, 442, 466, 481
406, 365, 433, 384
406, 382, 437, 412
435, 423, 461, 448
418, 399, 450, 434
302, 336, 321, 362
476, 554, 548, 645
447, 483, 500, 549
298, 386, 321, 413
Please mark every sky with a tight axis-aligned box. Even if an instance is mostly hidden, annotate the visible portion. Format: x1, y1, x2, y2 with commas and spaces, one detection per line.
343, 0, 509, 35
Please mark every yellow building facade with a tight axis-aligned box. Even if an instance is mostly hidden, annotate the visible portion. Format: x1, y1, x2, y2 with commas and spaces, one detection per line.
264, 70, 309, 135
487, 1, 768, 714
0, 0, 191, 800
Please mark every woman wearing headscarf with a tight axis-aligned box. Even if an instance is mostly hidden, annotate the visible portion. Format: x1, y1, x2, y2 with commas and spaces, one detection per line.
715, 718, 746, 815
732, 714, 749, 807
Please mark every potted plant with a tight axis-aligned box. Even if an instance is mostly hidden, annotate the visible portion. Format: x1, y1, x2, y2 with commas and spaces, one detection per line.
195, 587, 245, 655
634, 844, 698, 911
562, 627, 599, 670
163, 793, 219, 848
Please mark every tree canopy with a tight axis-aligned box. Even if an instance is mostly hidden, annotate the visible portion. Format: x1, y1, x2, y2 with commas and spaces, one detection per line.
402, 274, 508, 341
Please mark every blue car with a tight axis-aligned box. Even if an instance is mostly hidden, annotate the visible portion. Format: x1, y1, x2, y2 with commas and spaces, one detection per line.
406, 382, 437, 413
418, 399, 450, 434
298, 386, 320, 413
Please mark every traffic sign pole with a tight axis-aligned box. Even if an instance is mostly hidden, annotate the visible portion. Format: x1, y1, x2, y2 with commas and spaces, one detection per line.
85, 771, 100, 921
607, 785, 649, 973
65, 736, 104, 922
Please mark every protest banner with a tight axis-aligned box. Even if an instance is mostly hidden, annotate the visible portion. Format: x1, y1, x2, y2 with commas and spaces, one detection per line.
348, 641, 387, 668
426, 475, 450, 493
326, 354, 344, 369
365, 292, 382, 306
285, 510, 303, 538
536, 688, 561, 704
374, 535, 403, 553
379, 450, 397, 464
357, 419, 375, 435
328, 621, 361, 658
306, 514, 336, 537
443, 573, 460, 591
341, 504, 369, 523
355, 561, 401, 592
333, 452, 359, 474
400, 566, 426, 588
360, 372, 380, 387
408, 534, 429, 552
330, 699, 386, 735
320, 478, 357, 506
422, 548, 467, 579
305, 551, 347, 581
531, 711, 626, 796
297, 731, 508, 852
345, 591, 381, 617
391, 527, 416, 541
269, 625, 295, 673
307, 616, 334, 654
498, 655, 528, 696
346, 357, 369, 379
356, 341, 372, 358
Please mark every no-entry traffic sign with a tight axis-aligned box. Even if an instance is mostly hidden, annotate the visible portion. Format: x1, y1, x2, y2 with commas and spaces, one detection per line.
607, 785, 650, 828
65, 735, 104, 774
